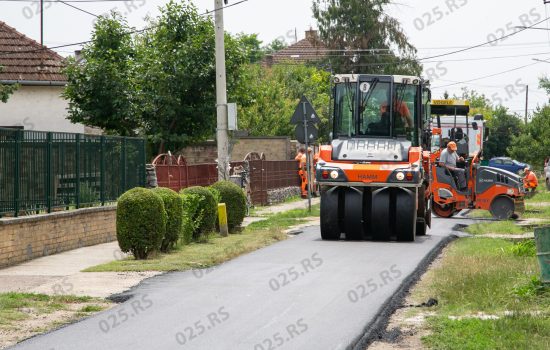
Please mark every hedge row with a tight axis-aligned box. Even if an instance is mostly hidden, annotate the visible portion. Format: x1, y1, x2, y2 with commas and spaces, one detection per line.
116, 181, 247, 260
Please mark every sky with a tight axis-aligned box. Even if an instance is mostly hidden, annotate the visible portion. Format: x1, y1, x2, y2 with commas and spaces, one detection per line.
1, 0, 550, 116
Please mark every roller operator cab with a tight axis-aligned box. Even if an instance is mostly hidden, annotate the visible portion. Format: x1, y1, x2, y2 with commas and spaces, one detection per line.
316, 74, 432, 242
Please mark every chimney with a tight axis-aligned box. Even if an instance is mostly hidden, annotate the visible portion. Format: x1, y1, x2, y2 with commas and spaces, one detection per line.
305, 29, 319, 43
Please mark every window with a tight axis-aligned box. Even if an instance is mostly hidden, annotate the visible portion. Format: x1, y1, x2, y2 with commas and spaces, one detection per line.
333, 81, 419, 139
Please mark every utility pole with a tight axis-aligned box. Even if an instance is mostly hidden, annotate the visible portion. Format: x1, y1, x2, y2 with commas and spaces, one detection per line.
40, 0, 44, 46
525, 85, 529, 124
214, 0, 229, 180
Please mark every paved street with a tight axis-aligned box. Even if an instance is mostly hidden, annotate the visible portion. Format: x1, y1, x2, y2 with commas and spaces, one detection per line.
10, 218, 460, 350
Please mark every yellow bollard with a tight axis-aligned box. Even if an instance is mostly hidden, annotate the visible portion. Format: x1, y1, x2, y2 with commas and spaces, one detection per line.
218, 203, 229, 237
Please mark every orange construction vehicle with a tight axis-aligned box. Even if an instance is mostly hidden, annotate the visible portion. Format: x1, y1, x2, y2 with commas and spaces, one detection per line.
316, 74, 433, 241
430, 100, 525, 219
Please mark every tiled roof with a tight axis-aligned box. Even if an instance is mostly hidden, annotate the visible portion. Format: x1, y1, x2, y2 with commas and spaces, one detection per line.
0, 21, 66, 82
265, 31, 329, 66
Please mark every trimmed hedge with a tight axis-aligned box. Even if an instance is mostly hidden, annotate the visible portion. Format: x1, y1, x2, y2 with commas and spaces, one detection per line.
152, 187, 183, 252
180, 186, 217, 239
211, 181, 247, 231
116, 188, 166, 260
181, 192, 203, 244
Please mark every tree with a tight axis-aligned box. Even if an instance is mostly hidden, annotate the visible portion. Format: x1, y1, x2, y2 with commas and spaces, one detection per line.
264, 39, 287, 54
540, 76, 550, 94
64, 13, 139, 136
232, 64, 331, 141
483, 107, 523, 159
63, 1, 247, 154
235, 33, 265, 63
136, 0, 246, 153
0, 67, 18, 103
453, 88, 494, 121
509, 105, 550, 169
312, 0, 422, 75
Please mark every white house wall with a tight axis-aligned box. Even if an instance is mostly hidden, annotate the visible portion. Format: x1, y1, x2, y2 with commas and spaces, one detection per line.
0, 85, 85, 133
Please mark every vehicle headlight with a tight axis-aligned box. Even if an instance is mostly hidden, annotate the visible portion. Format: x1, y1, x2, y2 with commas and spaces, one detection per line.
396, 172, 405, 181
330, 170, 339, 179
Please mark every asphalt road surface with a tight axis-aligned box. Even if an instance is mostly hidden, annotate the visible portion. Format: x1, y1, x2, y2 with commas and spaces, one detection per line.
10, 218, 460, 350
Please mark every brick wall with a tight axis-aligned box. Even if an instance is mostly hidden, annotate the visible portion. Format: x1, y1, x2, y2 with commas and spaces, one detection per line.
0, 206, 116, 268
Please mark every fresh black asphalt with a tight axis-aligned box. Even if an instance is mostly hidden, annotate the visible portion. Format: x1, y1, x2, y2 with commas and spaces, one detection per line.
10, 218, 461, 350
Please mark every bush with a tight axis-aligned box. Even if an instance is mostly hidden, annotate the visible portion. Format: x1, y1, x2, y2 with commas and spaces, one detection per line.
180, 186, 217, 239
181, 192, 203, 243
211, 181, 247, 231
151, 187, 183, 252
208, 186, 221, 204
116, 188, 166, 259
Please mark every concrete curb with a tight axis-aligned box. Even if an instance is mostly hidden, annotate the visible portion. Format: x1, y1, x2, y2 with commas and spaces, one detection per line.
350, 234, 459, 350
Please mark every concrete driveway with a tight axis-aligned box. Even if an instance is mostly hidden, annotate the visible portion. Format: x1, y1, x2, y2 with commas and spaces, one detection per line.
9, 218, 459, 350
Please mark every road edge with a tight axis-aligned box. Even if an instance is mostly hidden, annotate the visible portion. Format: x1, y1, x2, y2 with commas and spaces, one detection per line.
350, 234, 459, 350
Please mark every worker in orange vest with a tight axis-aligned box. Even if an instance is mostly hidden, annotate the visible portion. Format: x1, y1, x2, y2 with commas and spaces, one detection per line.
524, 167, 538, 193
296, 147, 314, 198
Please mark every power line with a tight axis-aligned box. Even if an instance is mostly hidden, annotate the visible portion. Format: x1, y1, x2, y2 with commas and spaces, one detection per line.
418, 15, 550, 61
431, 61, 544, 89
0, 0, 250, 57
57, 0, 99, 17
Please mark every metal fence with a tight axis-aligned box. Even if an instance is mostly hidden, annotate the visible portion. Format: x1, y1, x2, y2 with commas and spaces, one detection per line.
153, 154, 300, 206
0, 128, 146, 217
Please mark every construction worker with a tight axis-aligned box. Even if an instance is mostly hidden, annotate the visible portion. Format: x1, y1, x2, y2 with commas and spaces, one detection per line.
295, 147, 308, 198
439, 141, 467, 190
524, 167, 538, 193
380, 100, 414, 128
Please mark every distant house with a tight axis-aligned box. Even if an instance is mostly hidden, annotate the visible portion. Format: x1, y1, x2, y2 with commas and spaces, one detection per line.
263, 30, 329, 67
0, 21, 91, 134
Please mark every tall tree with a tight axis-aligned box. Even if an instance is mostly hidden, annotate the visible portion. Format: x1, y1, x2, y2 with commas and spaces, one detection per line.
64, 13, 139, 136
136, 0, 246, 153
312, 0, 422, 75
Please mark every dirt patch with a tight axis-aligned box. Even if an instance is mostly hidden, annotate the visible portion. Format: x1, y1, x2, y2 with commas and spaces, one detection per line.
0, 300, 113, 349
366, 247, 449, 349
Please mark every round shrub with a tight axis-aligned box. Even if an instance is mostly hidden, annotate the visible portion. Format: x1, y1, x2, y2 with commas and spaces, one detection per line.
116, 187, 166, 260
151, 187, 183, 252
211, 181, 247, 231
180, 186, 217, 239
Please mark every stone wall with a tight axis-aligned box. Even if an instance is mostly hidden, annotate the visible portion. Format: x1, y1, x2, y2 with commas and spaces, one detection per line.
0, 206, 117, 268
178, 137, 295, 164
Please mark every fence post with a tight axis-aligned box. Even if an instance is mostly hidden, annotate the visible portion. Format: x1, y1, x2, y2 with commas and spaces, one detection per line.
75, 133, 81, 209
100, 136, 106, 206
140, 139, 146, 187
14, 129, 22, 217
46, 132, 53, 213
121, 137, 127, 192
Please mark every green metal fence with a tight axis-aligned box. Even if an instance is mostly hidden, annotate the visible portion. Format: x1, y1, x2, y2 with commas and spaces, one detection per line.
0, 128, 146, 217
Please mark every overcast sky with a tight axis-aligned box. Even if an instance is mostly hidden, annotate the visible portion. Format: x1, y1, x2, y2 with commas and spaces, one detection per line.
2, 0, 550, 115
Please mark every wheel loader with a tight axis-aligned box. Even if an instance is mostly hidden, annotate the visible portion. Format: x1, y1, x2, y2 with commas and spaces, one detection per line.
430, 100, 525, 220
316, 74, 432, 242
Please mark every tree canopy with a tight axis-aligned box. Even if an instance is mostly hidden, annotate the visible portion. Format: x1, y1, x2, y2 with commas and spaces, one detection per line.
312, 0, 422, 75
64, 1, 246, 153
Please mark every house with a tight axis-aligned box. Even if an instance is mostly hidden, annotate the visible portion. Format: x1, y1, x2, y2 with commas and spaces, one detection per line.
0, 21, 91, 133
263, 29, 329, 67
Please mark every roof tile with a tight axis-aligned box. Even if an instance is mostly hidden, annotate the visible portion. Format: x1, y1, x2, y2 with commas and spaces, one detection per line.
0, 21, 67, 82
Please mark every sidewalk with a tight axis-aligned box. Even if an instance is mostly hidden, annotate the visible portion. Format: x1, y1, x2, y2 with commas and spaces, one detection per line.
0, 198, 319, 298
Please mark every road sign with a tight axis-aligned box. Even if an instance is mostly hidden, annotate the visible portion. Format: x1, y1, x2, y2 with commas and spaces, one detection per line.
291, 96, 321, 125
295, 124, 318, 144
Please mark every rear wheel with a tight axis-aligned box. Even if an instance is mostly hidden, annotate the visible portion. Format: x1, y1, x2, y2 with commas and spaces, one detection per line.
432, 200, 456, 218
490, 196, 515, 220
320, 187, 341, 240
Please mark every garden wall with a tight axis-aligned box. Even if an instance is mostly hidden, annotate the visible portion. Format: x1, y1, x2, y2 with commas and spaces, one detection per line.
0, 206, 116, 268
